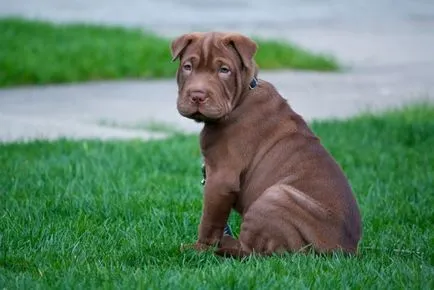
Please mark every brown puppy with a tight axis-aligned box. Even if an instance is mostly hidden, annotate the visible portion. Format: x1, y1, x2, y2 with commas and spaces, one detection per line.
171, 32, 362, 256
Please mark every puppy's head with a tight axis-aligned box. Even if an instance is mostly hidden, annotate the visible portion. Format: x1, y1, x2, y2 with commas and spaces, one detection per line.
171, 32, 257, 122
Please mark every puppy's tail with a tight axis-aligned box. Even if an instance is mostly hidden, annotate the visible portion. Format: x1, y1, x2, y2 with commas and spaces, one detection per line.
214, 247, 250, 258
214, 235, 259, 258
213, 235, 248, 258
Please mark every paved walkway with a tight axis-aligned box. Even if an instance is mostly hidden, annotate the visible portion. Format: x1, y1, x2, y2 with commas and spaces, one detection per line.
1, 0, 434, 142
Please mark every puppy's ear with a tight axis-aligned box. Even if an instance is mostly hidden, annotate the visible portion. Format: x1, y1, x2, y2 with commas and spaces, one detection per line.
170, 33, 202, 62
223, 33, 257, 69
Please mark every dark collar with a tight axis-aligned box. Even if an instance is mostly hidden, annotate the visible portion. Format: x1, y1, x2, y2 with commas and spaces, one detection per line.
249, 77, 258, 89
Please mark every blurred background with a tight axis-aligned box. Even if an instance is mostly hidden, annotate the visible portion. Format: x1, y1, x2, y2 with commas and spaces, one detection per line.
2, 0, 434, 66
0, 0, 434, 140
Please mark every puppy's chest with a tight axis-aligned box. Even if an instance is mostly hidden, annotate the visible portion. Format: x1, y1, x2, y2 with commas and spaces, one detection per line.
201, 129, 254, 164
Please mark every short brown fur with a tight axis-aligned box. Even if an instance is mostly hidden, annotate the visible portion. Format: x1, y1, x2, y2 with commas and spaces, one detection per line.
171, 32, 362, 257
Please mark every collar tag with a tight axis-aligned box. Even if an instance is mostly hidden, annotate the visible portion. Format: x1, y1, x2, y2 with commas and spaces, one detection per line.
201, 163, 206, 185
249, 77, 258, 90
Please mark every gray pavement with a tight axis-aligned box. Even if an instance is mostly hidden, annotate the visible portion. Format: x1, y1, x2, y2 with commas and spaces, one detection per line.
1, 0, 434, 142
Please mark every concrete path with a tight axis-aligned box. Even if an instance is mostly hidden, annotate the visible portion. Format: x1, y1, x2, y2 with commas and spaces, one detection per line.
1, 0, 434, 142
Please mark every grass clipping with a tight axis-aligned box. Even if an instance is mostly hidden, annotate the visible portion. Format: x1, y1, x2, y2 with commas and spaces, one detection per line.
0, 17, 339, 87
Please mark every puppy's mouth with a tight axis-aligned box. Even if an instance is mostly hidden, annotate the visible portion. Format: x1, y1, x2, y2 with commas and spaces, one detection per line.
177, 98, 228, 122
188, 111, 216, 123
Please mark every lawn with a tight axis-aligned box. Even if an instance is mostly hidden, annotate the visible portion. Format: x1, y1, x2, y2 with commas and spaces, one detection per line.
1, 105, 433, 289
0, 18, 339, 88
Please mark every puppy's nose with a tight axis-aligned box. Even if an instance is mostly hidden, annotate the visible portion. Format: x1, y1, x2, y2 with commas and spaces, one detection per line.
190, 90, 207, 104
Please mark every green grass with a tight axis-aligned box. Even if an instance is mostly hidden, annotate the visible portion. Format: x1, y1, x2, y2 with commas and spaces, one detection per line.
0, 18, 339, 88
253, 39, 338, 71
1, 104, 433, 289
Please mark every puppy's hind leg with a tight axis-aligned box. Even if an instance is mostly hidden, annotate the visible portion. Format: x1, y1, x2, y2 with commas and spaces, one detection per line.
239, 184, 354, 254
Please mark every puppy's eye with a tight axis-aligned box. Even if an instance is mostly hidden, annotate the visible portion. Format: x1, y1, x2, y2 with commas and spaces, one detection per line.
183, 63, 192, 71
219, 66, 230, 74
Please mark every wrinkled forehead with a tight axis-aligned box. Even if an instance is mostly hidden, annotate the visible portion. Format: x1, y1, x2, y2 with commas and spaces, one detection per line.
182, 33, 241, 67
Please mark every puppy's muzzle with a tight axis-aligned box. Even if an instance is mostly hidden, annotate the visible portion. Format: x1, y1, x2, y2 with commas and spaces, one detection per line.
190, 89, 208, 105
